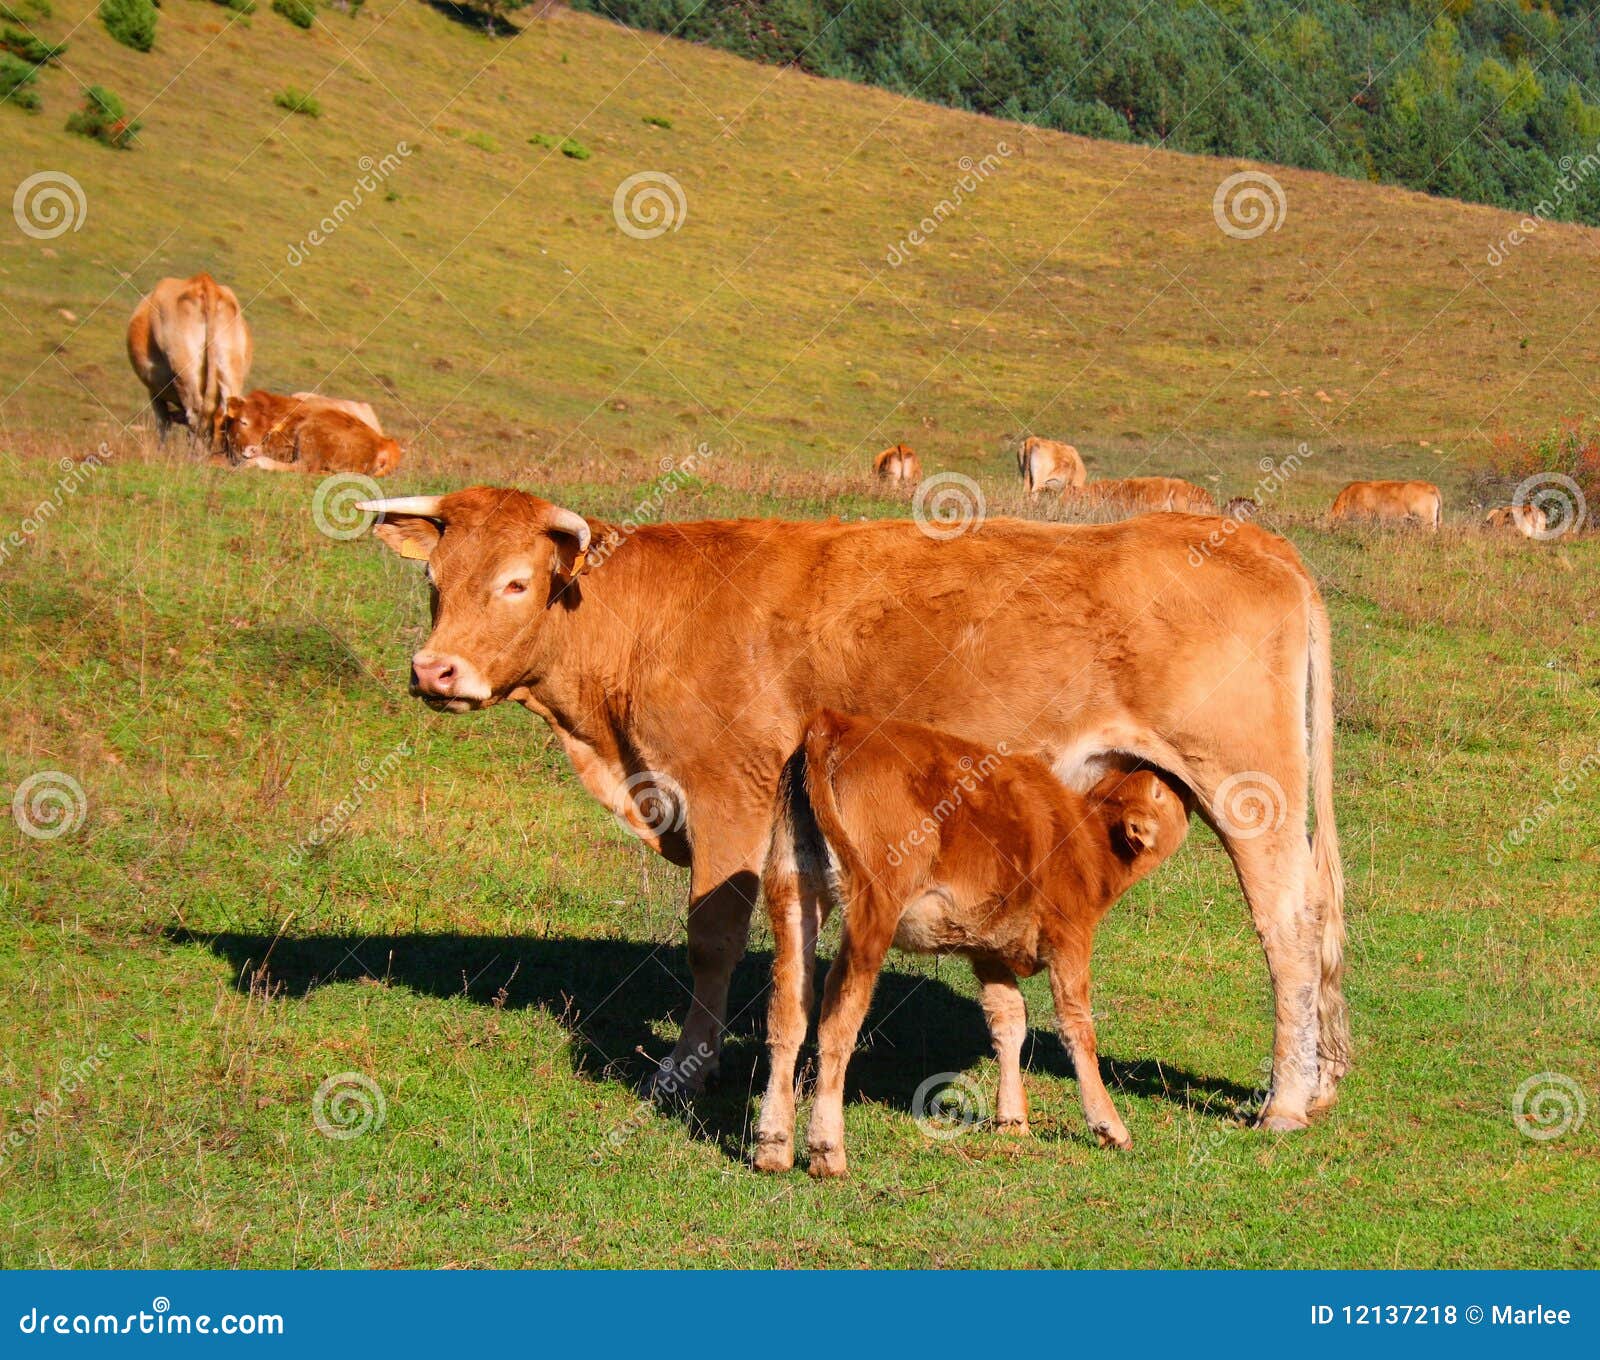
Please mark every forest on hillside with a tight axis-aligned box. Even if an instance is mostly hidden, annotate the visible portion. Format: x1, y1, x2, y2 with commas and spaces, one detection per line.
574, 0, 1600, 224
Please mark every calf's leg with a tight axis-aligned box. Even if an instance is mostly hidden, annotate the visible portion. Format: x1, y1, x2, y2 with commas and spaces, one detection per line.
972, 957, 1029, 1133
753, 846, 824, 1172
1047, 929, 1130, 1149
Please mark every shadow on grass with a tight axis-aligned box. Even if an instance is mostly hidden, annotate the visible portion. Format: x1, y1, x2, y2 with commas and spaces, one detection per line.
419, 0, 523, 36
169, 928, 1257, 1160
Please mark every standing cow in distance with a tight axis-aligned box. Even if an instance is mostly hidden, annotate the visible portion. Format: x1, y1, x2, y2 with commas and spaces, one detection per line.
1018, 436, 1087, 495
1329, 480, 1442, 530
1483, 504, 1548, 538
758, 710, 1193, 1176
354, 487, 1349, 1134
127, 273, 252, 449
872, 444, 922, 482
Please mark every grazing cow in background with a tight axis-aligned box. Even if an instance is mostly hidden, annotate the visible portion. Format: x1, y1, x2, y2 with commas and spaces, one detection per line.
291, 391, 383, 433
224, 397, 400, 476
1018, 436, 1087, 494
126, 273, 252, 448
872, 444, 922, 482
355, 487, 1348, 1134
1224, 497, 1260, 522
1483, 504, 1548, 538
758, 710, 1192, 1176
1062, 476, 1216, 516
1330, 480, 1442, 530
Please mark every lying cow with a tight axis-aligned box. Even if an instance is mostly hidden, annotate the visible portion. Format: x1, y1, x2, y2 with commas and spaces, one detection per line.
1063, 476, 1216, 516
1483, 504, 1548, 538
126, 273, 253, 448
1018, 436, 1087, 495
757, 710, 1192, 1177
1330, 480, 1442, 530
219, 390, 383, 462
872, 444, 922, 482
356, 487, 1347, 1129
223, 396, 400, 476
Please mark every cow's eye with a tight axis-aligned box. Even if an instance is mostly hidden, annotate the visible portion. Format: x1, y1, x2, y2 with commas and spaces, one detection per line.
501, 579, 529, 596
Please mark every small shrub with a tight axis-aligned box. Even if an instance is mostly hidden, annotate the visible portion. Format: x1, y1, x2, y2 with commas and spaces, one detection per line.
464, 130, 498, 153
559, 138, 590, 160
272, 0, 314, 28
65, 84, 141, 148
273, 85, 320, 116
2, 23, 65, 62
1473, 418, 1600, 534
527, 132, 555, 148
642, 114, 672, 129
0, 51, 40, 109
0, 2, 54, 22
212, 0, 256, 13
99, 0, 156, 51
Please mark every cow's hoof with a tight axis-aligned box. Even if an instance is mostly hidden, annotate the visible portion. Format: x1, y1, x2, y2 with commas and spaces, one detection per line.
806, 1142, 848, 1179
1093, 1123, 1132, 1150
1258, 1111, 1311, 1133
751, 1135, 794, 1175
994, 1118, 1031, 1137
1308, 1069, 1343, 1115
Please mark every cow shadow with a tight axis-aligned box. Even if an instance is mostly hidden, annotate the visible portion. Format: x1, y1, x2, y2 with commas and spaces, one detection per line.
168, 928, 1259, 1160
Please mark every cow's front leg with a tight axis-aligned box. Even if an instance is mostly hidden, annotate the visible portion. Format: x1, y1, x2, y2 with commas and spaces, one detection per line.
649, 815, 768, 1096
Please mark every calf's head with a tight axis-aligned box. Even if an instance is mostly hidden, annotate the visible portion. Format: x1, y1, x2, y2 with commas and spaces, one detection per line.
1089, 768, 1192, 871
359, 486, 591, 713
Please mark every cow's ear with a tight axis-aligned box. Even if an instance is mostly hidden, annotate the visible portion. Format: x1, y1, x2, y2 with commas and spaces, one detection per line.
544, 506, 592, 580
372, 514, 442, 563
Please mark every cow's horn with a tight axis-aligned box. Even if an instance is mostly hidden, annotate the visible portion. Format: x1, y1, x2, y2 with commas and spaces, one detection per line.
545, 505, 591, 552
357, 496, 446, 518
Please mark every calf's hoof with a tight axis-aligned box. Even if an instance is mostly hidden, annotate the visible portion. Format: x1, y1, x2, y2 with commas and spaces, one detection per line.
806, 1141, 848, 1179
994, 1118, 1031, 1137
751, 1134, 794, 1175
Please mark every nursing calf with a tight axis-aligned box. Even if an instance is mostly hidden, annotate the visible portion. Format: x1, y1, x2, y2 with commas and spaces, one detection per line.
756, 711, 1191, 1177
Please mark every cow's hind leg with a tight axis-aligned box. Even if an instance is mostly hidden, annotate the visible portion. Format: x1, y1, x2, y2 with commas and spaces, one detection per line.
972, 957, 1029, 1133
1227, 827, 1321, 1129
753, 835, 825, 1172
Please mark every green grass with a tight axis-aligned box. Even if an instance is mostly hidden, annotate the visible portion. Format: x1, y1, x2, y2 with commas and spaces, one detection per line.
272, 85, 320, 118
0, 0, 1597, 1269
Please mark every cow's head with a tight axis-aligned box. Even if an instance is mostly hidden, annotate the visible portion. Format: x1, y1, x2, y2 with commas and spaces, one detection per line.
359, 486, 591, 713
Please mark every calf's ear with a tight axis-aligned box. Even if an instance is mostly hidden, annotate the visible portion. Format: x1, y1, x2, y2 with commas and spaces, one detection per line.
1120, 811, 1159, 857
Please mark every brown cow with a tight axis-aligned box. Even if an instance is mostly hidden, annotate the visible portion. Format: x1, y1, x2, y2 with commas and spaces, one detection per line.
756, 710, 1192, 1176
872, 444, 922, 482
1483, 504, 1548, 538
1063, 476, 1216, 516
1018, 436, 1087, 495
224, 397, 400, 476
291, 391, 383, 433
356, 487, 1347, 1129
1330, 480, 1442, 530
126, 273, 252, 447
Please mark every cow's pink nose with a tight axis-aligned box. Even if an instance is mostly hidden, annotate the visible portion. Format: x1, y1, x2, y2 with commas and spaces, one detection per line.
411, 653, 456, 695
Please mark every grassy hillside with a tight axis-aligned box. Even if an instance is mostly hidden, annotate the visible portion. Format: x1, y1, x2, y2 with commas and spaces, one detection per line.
0, 3, 1596, 1269
3, 0, 1600, 490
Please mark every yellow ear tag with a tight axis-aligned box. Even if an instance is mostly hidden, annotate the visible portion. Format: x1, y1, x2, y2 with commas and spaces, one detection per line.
398, 539, 431, 561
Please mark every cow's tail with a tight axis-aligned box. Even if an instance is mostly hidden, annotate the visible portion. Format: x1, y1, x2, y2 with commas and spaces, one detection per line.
1307, 589, 1349, 1084
200, 286, 228, 448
